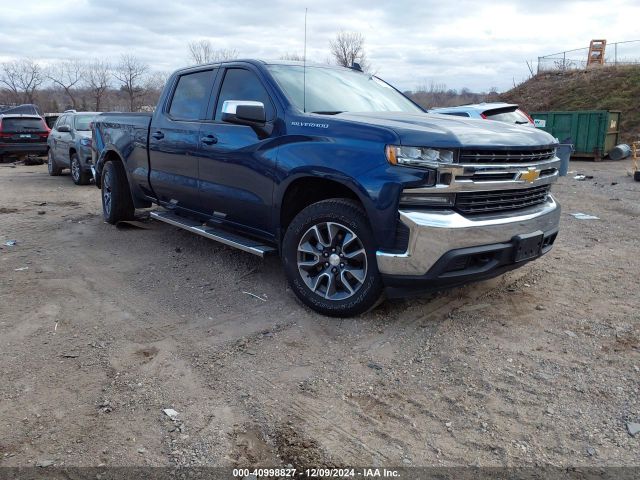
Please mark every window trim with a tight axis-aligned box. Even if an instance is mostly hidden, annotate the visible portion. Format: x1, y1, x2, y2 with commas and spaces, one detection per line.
166, 68, 216, 122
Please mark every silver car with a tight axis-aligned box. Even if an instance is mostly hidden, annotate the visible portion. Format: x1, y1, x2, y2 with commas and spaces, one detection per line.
428, 102, 535, 126
47, 111, 100, 185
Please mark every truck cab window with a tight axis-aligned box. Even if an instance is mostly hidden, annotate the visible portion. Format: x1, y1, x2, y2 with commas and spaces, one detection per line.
168, 70, 213, 120
215, 68, 274, 121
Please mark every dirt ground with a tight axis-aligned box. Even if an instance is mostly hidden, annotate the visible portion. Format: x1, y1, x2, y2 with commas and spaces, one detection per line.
0, 158, 639, 469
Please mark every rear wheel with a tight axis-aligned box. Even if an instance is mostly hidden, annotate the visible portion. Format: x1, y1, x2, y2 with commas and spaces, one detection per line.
101, 161, 134, 224
282, 198, 384, 317
47, 150, 62, 176
70, 153, 91, 185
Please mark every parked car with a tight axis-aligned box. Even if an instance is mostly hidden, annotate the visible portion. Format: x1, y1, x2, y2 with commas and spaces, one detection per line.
43, 113, 61, 129
0, 103, 43, 116
0, 114, 50, 162
429, 102, 535, 126
92, 60, 560, 317
47, 111, 100, 184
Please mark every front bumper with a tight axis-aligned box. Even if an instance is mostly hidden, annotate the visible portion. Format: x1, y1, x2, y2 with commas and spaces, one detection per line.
377, 195, 561, 287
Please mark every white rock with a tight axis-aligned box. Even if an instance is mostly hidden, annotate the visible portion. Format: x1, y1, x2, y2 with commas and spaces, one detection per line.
163, 408, 179, 419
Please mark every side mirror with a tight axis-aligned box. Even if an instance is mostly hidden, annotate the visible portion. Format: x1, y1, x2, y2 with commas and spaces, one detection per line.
221, 100, 266, 125
57, 125, 71, 133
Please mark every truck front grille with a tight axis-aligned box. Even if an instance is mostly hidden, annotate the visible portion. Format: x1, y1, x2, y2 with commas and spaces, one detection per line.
455, 185, 551, 215
460, 148, 555, 164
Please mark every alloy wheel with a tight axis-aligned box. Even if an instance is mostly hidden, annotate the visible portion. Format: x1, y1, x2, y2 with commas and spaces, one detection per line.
71, 158, 80, 182
102, 169, 112, 216
297, 221, 367, 300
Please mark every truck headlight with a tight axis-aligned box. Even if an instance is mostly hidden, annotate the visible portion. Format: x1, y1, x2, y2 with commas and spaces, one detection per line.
386, 145, 455, 167
80, 138, 92, 147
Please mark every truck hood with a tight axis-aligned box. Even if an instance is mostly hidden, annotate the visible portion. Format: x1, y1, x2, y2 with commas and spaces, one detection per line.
76, 131, 91, 139
335, 112, 556, 148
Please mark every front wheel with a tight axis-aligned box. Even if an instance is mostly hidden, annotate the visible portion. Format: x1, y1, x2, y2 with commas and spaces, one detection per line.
282, 198, 384, 317
101, 161, 134, 224
70, 153, 91, 185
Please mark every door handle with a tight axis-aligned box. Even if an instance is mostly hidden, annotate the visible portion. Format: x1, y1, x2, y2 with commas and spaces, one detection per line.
201, 134, 218, 145
151, 131, 164, 140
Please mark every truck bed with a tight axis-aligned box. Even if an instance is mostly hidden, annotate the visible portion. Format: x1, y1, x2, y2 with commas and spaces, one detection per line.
92, 112, 153, 200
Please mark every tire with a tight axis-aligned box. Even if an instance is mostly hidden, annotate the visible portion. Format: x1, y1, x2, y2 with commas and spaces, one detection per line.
634, 170, 640, 182
70, 153, 91, 185
282, 198, 384, 317
101, 160, 134, 224
47, 150, 63, 176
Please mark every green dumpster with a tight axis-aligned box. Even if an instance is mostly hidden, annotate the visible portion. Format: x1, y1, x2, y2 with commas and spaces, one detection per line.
530, 110, 620, 160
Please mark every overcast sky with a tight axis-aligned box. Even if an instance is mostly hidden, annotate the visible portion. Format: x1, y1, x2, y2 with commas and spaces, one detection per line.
1, 0, 638, 92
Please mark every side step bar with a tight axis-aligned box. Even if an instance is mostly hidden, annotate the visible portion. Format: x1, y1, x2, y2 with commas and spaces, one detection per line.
149, 210, 276, 257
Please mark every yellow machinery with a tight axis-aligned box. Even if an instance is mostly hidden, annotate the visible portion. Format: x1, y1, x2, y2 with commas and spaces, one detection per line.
587, 39, 607, 67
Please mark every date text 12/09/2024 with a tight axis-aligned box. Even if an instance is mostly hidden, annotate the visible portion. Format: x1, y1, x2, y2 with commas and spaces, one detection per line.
232, 468, 401, 478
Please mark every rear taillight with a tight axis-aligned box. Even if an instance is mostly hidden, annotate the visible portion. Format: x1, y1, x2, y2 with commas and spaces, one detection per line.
0, 121, 10, 139
520, 109, 535, 124
480, 113, 488, 119
39, 120, 50, 138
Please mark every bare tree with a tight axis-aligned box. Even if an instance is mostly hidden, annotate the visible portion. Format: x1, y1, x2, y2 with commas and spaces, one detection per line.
187, 40, 238, 64
113, 55, 148, 112
141, 71, 169, 109
85, 59, 111, 111
0, 58, 44, 104
47, 59, 84, 109
329, 31, 370, 71
279, 52, 304, 61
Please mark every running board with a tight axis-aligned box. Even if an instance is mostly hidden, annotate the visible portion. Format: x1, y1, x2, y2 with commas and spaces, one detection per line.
149, 210, 276, 257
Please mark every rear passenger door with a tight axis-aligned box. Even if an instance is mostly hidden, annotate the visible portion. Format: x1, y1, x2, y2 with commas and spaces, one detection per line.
148, 68, 217, 213
197, 67, 278, 237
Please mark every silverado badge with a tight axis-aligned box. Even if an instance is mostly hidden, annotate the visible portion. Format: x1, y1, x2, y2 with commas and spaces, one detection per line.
518, 167, 541, 183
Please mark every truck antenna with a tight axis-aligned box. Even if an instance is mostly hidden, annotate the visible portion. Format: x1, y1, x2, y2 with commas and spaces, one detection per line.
303, 7, 308, 112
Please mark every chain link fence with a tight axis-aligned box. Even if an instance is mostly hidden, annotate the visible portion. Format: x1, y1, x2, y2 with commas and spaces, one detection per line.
537, 40, 640, 73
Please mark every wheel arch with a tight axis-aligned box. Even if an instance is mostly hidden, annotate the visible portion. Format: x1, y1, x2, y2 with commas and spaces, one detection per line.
278, 176, 369, 241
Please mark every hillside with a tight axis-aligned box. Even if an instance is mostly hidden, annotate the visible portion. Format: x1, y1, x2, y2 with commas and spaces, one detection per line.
501, 65, 640, 143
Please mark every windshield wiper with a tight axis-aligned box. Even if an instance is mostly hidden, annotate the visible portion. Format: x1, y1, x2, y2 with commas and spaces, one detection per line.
310, 111, 343, 115
515, 121, 530, 124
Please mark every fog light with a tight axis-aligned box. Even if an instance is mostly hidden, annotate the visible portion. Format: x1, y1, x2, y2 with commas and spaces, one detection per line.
399, 193, 455, 207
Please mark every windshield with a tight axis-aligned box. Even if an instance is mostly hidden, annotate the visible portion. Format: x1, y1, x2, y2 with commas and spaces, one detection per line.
267, 65, 422, 114
74, 114, 95, 131
1, 117, 46, 132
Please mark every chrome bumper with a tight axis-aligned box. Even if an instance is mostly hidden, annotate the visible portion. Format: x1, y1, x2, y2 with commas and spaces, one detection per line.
376, 195, 561, 276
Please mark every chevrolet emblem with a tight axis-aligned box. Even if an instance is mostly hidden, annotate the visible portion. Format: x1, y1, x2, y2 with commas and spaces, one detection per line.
518, 167, 541, 183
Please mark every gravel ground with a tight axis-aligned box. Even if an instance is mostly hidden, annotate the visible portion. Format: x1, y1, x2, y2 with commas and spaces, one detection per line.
0, 159, 638, 469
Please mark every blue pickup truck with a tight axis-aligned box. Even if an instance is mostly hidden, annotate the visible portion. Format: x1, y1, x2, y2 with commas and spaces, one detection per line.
92, 60, 560, 317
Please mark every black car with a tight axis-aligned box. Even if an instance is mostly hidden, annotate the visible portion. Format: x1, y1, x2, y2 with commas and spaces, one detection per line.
0, 114, 50, 162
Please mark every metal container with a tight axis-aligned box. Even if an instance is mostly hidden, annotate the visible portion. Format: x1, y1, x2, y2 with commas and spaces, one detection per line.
608, 143, 631, 161
555, 144, 573, 176
531, 110, 621, 160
